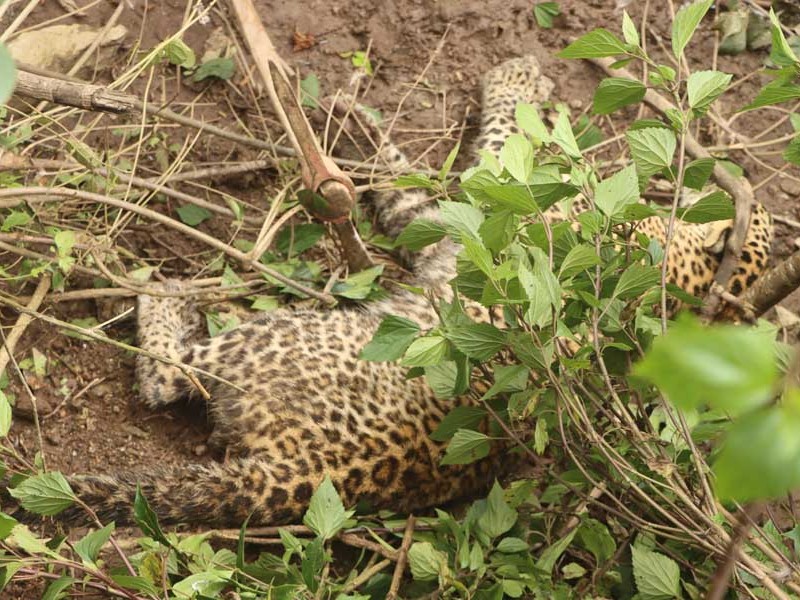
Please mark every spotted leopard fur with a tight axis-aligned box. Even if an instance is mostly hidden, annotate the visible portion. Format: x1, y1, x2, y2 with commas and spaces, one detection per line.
51, 56, 771, 527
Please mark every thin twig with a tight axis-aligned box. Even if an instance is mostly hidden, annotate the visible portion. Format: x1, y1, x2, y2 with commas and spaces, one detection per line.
386, 515, 416, 600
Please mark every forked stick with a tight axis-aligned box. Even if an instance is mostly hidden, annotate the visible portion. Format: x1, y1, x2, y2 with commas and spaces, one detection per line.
228, 0, 373, 273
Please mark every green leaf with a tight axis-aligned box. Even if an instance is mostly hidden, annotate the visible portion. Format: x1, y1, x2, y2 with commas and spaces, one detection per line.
626, 127, 677, 179
74, 522, 115, 565
301, 536, 325, 592
41, 576, 76, 600
176, 203, 212, 226
0, 43, 18, 105
193, 57, 235, 82
408, 542, 448, 581
439, 142, 460, 181
577, 518, 616, 564
133, 485, 169, 545
677, 190, 734, 223
614, 263, 660, 299
496, 537, 529, 553
687, 70, 732, 116
303, 475, 354, 539
360, 315, 420, 362
462, 235, 495, 278
173, 570, 233, 599
536, 529, 578, 575
622, 10, 640, 46
500, 134, 534, 182
683, 157, 715, 190
0, 391, 10, 437
331, 265, 383, 300
300, 73, 320, 108
594, 164, 639, 217
478, 482, 517, 537
441, 429, 491, 465
276, 222, 325, 255
631, 545, 681, 599
713, 399, 800, 502
480, 364, 529, 401
1, 210, 31, 232
635, 316, 778, 415
9, 472, 75, 516
593, 78, 646, 115
438, 201, 485, 242
448, 323, 505, 361
558, 29, 627, 59
672, 0, 713, 58
402, 334, 449, 367
785, 136, 800, 166
431, 406, 486, 441
110, 575, 160, 596
0, 513, 17, 541
559, 244, 601, 279
552, 111, 582, 158
8, 524, 59, 556
533, 2, 560, 28
515, 103, 550, 143
769, 8, 799, 67
160, 38, 196, 68
743, 82, 800, 111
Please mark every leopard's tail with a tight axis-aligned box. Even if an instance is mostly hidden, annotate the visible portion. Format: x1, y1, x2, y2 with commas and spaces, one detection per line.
46, 458, 310, 527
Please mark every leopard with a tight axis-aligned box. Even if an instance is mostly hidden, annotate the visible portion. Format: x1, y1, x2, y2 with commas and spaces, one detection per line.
40, 55, 771, 528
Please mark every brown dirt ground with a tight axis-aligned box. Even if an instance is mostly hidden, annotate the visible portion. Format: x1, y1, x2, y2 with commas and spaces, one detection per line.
2, 0, 800, 594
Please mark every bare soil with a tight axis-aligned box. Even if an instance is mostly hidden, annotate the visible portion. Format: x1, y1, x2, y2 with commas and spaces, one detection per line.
2, 0, 800, 576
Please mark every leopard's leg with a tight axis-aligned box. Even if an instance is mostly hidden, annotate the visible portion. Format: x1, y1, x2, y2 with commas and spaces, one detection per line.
135, 281, 205, 407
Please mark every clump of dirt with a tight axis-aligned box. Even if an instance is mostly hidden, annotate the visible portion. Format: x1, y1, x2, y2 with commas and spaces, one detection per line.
2, 0, 799, 544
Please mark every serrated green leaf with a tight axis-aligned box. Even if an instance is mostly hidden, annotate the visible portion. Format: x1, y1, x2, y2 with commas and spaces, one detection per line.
515, 103, 550, 143
672, 0, 713, 58
500, 134, 534, 182
431, 406, 487, 441
559, 244, 601, 279
439, 142, 460, 181
408, 542, 448, 581
480, 364, 529, 401
594, 164, 639, 217
438, 201, 485, 242
110, 575, 160, 596
614, 263, 660, 299
193, 57, 235, 82
300, 73, 320, 108
533, 2, 560, 29
635, 315, 778, 415
478, 482, 517, 537
577, 518, 616, 564
622, 10, 640, 46
402, 334, 449, 367
360, 315, 420, 362
1, 210, 31, 232
9, 472, 75, 516
41, 576, 76, 600
536, 528, 577, 575
593, 77, 646, 115
785, 137, 800, 166
742, 82, 800, 111
172, 570, 233, 599
687, 70, 732, 116
558, 29, 627, 59
441, 429, 491, 465
160, 38, 196, 68
176, 203, 212, 227
74, 522, 115, 565
769, 7, 799, 67
552, 111, 582, 158
462, 235, 495, 278
496, 537, 529, 553
626, 127, 676, 179
683, 157, 715, 190
713, 395, 800, 503
677, 190, 734, 223
134, 485, 169, 545
631, 545, 681, 599
447, 323, 505, 360
303, 475, 354, 539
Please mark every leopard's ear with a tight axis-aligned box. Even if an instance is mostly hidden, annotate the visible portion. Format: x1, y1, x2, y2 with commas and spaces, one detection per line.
702, 219, 732, 255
